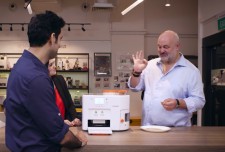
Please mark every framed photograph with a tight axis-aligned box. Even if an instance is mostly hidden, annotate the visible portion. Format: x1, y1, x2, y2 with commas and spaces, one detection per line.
103, 77, 110, 88
123, 72, 130, 77
94, 77, 101, 88
114, 76, 119, 82
94, 53, 112, 77
116, 54, 133, 71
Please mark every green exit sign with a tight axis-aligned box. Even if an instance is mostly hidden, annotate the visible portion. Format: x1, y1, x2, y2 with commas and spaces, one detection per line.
218, 17, 225, 30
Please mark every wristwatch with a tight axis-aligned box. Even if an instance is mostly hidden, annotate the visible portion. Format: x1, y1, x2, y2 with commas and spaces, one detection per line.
176, 99, 180, 108
132, 69, 142, 77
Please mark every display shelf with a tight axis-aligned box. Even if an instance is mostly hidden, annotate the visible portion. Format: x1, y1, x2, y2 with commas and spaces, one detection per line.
68, 87, 89, 90
0, 70, 11, 72
56, 53, 89, 116
0, 53, 90, 116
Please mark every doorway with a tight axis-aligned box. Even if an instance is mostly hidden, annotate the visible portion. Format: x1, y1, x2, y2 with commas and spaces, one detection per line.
202, 30, 225, 126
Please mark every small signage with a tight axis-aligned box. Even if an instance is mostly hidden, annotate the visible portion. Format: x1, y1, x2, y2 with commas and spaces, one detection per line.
218, 17, 225, 30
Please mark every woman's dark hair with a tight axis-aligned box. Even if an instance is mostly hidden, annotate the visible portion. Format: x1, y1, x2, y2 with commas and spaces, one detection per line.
27, 11, 65, 47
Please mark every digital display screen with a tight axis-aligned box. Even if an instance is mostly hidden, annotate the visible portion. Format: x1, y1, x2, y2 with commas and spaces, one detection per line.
94, 98, 105, 104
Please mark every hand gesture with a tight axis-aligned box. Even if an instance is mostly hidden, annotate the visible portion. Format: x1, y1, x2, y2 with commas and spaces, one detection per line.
161, 98, 177, 111
132, 50, 148, 72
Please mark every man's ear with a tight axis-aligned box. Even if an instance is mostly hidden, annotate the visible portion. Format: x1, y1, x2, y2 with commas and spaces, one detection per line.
176, 42, 180, 51
49, 33, 56, 45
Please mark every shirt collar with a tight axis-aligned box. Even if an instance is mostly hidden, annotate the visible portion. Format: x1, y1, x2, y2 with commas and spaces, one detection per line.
22, 50, 49, 74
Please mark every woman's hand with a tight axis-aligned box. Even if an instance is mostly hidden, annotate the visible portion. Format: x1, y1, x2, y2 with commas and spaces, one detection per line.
72, 118, 81, 126
64, 118, 81, 127
64, 120, 74, 127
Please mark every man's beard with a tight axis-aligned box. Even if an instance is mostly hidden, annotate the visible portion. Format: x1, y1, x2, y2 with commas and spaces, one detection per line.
159, 53, 170, 63
160, 56, 169, 63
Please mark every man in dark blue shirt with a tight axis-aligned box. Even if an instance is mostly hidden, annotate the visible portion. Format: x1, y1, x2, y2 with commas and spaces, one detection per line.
4, 11, 87, 152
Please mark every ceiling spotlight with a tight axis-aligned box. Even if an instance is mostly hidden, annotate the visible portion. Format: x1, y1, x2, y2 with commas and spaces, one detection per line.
0, 24, 2, 31
68, 24, 71, 31
22, 24, 24, 31
10, 24, 13, 31
165, 0, 171, 7
81, 24, 86, 32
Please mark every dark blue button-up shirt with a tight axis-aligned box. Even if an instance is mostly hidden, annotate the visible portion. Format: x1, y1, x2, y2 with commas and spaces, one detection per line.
4, 50, 69, 152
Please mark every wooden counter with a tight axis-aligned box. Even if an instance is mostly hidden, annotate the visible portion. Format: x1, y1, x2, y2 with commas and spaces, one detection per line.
1, 126, 225, 152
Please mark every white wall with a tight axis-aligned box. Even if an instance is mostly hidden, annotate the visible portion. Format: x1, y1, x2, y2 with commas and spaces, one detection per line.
111, 34, 144, 117
110, 1, 145, 118
145, 0, 198, 56
198, 0, 225, 38
0, 0, 198, 119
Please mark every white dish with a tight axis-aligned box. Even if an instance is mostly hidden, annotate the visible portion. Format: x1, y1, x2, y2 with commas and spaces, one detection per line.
140, 125, 171, 133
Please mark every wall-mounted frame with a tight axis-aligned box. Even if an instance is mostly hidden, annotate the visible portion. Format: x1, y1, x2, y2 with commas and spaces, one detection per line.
116, 54, 133, 71
94, 52, 112, 77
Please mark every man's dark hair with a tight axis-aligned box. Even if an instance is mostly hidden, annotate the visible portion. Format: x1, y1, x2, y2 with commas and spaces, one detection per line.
27, 11, 65, 47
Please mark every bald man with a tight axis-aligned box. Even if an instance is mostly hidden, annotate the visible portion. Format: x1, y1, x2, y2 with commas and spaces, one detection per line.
129, 30, 205, 127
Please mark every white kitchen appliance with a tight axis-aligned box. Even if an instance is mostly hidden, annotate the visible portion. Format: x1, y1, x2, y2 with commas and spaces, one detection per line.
82, 94, 130, 134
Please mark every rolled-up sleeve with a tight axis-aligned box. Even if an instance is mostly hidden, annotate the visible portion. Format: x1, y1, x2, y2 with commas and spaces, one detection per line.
184, 70, 206, 113
128, 73, 145, 91
25, 75, 68, 144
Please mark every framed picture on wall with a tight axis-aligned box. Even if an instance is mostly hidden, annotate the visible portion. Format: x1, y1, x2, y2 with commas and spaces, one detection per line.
94, 53, 112, 77
116, 54, 133, 71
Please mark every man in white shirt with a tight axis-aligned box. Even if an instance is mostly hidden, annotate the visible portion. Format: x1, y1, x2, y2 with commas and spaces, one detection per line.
128, 30, 205, 127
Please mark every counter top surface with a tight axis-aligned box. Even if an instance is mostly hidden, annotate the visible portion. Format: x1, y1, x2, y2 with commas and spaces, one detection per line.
1, 126, 225, 152
85, 126, 225, 146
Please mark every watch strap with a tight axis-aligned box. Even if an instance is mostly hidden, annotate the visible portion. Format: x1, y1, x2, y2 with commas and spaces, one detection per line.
132, 69, 142, 77
176, 99, 180, 108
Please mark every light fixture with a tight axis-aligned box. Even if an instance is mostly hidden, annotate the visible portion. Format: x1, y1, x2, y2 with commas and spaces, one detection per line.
24, 0, 32, 14
10, 24, 13, 31
24, 0, 32, 8
22, 24, 24, 31
81, 24, 86, 32
68, 24, 71, 31
0, 23, 91, 32
121, 0, 144, 15
165, 0, 171, 7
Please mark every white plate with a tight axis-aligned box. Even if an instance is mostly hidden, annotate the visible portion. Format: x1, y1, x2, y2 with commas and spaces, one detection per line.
140, 125, 171, 133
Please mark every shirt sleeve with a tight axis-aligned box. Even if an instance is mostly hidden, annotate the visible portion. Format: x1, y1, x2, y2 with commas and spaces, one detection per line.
127, 72, 145, 91
25, 75, 69, 144
184, 70, 206, 113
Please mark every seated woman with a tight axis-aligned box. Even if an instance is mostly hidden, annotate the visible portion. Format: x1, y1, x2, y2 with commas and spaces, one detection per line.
48, 59, 81, 126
